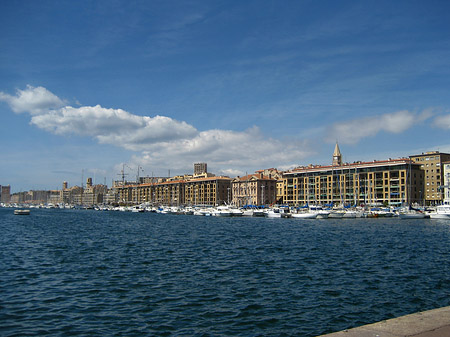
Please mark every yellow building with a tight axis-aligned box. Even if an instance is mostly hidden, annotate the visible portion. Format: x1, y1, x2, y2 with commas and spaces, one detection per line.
409, 151, 450, 205
282, 145, 424, 207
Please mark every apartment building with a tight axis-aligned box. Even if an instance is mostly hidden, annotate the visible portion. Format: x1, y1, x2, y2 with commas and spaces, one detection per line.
231, 173, 277, 206
442, 161, 450, 202
282, 145, 424, 207
184, 176, 232, 206
115, 176, 232, 206
410, 151, 450, 205
0, 185, 11, 203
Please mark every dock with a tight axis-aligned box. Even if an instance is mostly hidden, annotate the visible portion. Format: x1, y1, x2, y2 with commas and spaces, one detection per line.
320, 306, 450, 337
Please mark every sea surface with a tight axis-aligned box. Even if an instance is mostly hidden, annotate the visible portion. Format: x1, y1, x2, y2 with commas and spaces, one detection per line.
1, 208, 449, 336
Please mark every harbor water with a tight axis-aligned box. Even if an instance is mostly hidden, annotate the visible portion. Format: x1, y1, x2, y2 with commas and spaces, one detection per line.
1, 208, 449, 336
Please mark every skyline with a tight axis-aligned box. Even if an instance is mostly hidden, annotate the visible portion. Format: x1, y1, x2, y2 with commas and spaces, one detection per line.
2, 1, 450, 193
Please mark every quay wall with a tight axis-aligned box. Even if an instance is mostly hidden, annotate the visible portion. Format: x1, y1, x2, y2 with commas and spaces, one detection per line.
320, 306, 450, 337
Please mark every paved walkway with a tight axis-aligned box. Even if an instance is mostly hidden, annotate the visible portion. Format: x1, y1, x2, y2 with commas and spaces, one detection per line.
320, 306, 450, 337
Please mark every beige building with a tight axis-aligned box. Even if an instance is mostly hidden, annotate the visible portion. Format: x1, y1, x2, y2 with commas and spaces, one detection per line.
441, 161, 450, 202
282, 145, 424, 207
184, 176, 232, 206
410, 151, 450, 205
232, 173, 277, 206
62, 179, 108, 205
115, 176, 232, 206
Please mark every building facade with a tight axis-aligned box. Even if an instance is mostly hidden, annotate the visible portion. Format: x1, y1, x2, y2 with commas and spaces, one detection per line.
282, 159, 424, 207
232, 173, 277, 206
194, 162, 207, 175
442, 161, 450, 202
409, 151, 450, 205
115, 176, 232, 206
0, 185, 11, 203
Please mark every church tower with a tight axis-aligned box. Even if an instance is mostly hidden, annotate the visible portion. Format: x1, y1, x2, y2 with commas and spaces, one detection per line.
332, 142, 342, 166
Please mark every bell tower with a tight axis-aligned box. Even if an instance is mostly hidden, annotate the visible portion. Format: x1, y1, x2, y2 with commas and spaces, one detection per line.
332, 142, 342, 166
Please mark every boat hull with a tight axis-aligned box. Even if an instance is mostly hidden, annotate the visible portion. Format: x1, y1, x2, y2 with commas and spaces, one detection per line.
292, 213, 317, 219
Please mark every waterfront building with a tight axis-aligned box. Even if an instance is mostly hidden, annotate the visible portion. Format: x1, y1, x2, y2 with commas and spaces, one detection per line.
442, 161, 450, 202
282, 146, 424, 207
409, 151, 450, 205
232, 173, 277, 206
0, 185, 11, 203
114, 175, 232, 206
103, 188, 118, 204
62, 179, 108, 206
184, 176, 232, 206
153, 179, 185, 206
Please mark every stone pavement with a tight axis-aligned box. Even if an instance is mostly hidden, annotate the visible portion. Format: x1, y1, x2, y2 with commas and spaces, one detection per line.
320, 306, 450, 337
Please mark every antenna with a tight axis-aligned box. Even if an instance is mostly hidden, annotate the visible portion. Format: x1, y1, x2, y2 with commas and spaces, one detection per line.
117, 164, 130, 186
136, 166, 144, 183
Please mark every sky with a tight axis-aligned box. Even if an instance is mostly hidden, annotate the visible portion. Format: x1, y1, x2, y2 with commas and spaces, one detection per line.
1, 0, 450, 193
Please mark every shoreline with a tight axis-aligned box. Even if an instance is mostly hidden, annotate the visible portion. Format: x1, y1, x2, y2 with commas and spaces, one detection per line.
320, 306, 450, 337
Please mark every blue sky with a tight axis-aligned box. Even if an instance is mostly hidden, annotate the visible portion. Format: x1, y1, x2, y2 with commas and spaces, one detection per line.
2, 0, 450, 192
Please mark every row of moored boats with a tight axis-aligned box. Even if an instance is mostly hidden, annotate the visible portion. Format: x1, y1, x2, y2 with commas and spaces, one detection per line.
94, 204, 450, 219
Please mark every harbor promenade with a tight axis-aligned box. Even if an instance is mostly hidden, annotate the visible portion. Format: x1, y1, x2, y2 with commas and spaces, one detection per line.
321, 306, 450, 336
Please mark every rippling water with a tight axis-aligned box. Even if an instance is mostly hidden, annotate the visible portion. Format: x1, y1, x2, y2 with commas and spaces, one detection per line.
1, 208, 449, 336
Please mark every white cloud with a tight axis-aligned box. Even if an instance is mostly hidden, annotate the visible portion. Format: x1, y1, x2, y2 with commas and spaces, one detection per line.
326, 110, 431, 144
133, 127, 313, 175
0, 85, 65, 115
2, 85, 314, 176
433, 114, 450, 129
30, 105, 198, 150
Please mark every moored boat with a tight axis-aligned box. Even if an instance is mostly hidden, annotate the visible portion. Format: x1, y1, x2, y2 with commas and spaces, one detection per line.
308, 205, 330, 219
14, 209, 30, 215
291, 212, 317, 219
429, 204, 450, 219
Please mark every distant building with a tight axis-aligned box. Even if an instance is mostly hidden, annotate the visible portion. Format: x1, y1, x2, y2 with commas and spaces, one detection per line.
61, 178, 108, 205
0, 185, 11, 203
115, 174, 232, 206
410, 151, 450, 205
194, 163, 207, 176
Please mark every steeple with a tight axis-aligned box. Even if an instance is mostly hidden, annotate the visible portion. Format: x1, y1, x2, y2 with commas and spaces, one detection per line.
332, 142, 342, 166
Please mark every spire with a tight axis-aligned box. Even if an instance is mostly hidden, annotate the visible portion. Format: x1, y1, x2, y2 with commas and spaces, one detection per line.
333, 142, 342, 166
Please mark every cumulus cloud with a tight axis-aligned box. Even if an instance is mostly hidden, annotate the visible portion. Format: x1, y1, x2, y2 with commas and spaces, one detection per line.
133, 126, 312, 175
2, 85, 313, 175
0, 85, 65, 115
30, 105, 198, 150
326, 110, 431, 144
433, 114, 450, 129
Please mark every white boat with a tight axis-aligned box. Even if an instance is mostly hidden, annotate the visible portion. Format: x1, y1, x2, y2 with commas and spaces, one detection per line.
193, 208, 213, 216
253, 209, 265, 217
213, 205, 232, 217
308, 205, 330, 219
342, 210, 358, 218
399, 212, 426, 219
328, 210, 345, 218
184, 207, 194, 215
242, 209, 254, 216
14, 209, 30, 215
291, 212, 317, 219
266, 208, 282, 218
131, 206, 145, 213
230, 207, 243, 216
429, 204, 450, 219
